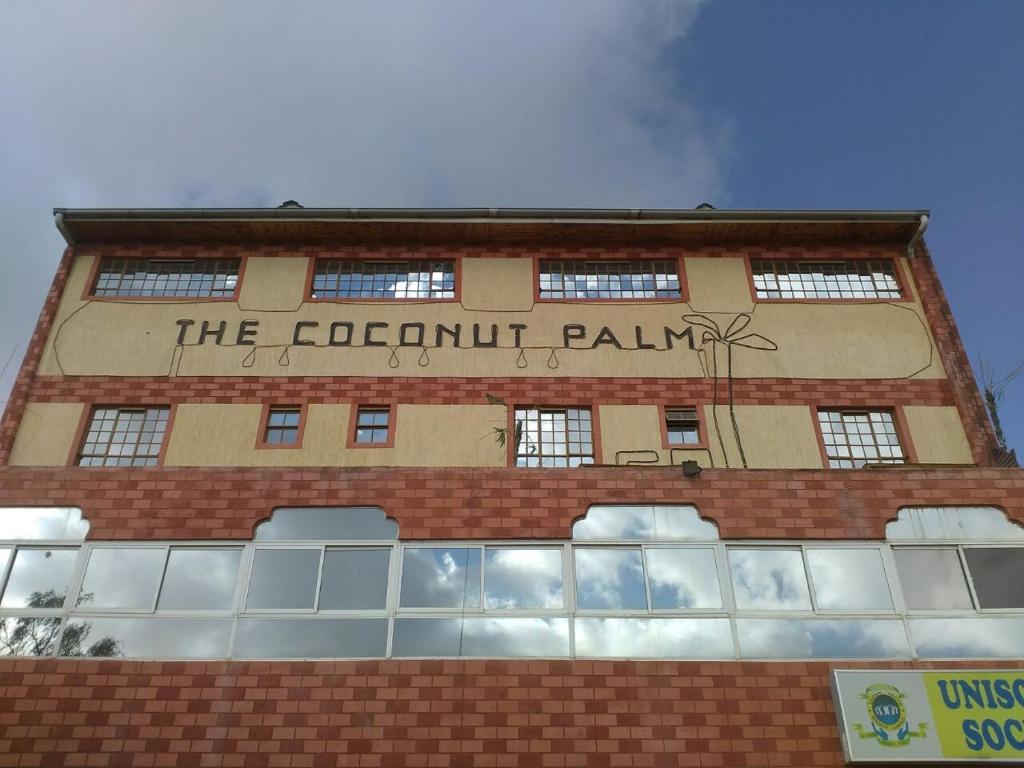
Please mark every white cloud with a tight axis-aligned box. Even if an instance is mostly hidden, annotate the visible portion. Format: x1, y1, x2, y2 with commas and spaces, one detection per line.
0, 1, 729, 403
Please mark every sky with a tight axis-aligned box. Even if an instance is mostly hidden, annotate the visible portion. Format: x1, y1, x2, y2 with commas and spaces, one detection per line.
1, 0, 1022, 451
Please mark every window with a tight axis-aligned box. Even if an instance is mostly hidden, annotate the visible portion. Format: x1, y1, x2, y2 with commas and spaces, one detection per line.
311, 259, 455, 299
664, 407, 700, 445
260, 406, 302, 446
513, 407, 594, 467
77, 407, 170, 467
751, 260, 901, 300
351, 406, 392, 446
893, 546, 1024, 611
539, 260, 680, 300
91, 258, 240, 298
817, 409, 906, 469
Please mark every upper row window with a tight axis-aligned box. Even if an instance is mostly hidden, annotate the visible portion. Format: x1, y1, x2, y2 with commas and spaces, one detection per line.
751, 260, 902, 300
92, 258, 240, 298
539, 260, 680, 300
311, 259, 455, 300
88, 256, 904, 303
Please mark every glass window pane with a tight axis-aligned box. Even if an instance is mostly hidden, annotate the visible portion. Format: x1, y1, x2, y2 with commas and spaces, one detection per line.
1, 548, 79, 609
255, 507, 397, 541
572, 505, 717, 541
484, 548, 563, 610
158, 548, 242, 611
806, 548, 894, 611
246, 549, 321, 610
893, 549, 973, 610
233, 618, 388, 659
736, 619, 911, 659
390, 617, 570, 658
728, 549, 812, 610
318, 549, 390, 610
574, 617, 733, 659
78, 548, 165, 610
574, 548, 647, 610
399, 547, 481, 609
963, 548, 1024, 609
59, 618, 231, 658
645, 548, 722, 609
0, 507, 89, 540
910, 617, 1024, 658
0, 617, 63, 656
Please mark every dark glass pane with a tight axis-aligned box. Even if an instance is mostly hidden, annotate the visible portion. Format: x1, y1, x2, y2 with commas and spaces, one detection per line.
964, 548, 1024, 609
233, 618, 387, 658
246, 549, 320, 609
318, 549, 390, 610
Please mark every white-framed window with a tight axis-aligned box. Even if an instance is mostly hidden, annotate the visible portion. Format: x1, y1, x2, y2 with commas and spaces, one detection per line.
3, 505, 1023, 661
751, 260, 901, 300
513, 407, 594, 467
311, 259, 455, 300
818, 409, 906, 468
539, 260, 680, 300
77, 406, 170, 467
91, 258, 239, 298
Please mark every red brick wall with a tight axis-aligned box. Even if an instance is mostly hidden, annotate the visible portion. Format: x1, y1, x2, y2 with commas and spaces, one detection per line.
0, 466, 1020, 541
1, 657, 1021, 767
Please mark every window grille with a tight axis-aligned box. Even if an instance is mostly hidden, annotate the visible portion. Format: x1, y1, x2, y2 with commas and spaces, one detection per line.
817, 409, 906, 469
77, 407, 170, 467
751, 260, 901, 300
92, 258, 239, 298
513, 408, 594, 467
538, 261, 680, 300
311, 260, 455, 299
353, 407, 391, 445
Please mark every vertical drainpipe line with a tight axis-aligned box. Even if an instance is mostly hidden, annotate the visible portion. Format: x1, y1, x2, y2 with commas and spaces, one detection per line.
906, 213, 928, 258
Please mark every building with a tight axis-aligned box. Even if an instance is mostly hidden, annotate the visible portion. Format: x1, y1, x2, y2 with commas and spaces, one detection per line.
0, 207, 1022, 766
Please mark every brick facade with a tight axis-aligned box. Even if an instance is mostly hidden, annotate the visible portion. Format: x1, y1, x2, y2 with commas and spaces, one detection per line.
0, 216, 1019, 766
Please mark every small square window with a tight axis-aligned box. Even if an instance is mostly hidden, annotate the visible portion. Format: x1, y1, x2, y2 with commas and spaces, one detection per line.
353, 407, 392, 445
262, 407, 302, 446
665, 407, 700, 446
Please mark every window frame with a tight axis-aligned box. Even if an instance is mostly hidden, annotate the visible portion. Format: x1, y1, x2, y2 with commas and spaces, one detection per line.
508, 404, 601, 468
68, 404, 176, 468
305, 256, 461, 303
812, 406, 916, 469
533, 255, 687, 303
346, 403, 397, 449
83, 255, 245, 302
745, 256, 910, 304
658, 404, 706, 450
255, 404, 308, 449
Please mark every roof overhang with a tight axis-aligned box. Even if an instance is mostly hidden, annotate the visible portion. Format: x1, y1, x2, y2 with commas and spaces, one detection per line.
52, 207, 930, 247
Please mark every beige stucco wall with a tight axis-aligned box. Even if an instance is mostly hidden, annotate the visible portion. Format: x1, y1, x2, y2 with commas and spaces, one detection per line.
706, 404, 824, 470
8, 402, 85, 466
162, 403, 507, 467
904, 405, 974, 465
38, 253, 944, 380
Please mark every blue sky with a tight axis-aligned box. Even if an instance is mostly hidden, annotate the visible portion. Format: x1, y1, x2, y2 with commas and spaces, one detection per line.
0, 1, 1021, 451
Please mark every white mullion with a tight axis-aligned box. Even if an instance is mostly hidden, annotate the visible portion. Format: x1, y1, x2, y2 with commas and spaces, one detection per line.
957, 545, 982, 611
800, 546, 819, 612
565, 543, 575, 659
639, 546, 653, 613
149, 546, 172, 614
312, 546, 326, 612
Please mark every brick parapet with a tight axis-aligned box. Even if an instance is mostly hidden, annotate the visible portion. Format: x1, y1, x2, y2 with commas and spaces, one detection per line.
0, 466, 1021, 541
0, 657, 1020, 767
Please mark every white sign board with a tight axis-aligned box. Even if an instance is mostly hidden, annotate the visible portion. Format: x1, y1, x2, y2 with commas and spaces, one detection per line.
832, 670, 1024, 763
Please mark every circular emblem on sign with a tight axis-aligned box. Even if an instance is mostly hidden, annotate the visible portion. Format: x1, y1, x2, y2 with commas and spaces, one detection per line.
865, 684, 907, 732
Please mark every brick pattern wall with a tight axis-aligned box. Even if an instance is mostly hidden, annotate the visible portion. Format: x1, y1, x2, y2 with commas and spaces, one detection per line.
1, 658, 1021, 767
906, 245, 999, 464
0, 466, 1020, 541
0, 249, 74, 466
24, 376, 955, 408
